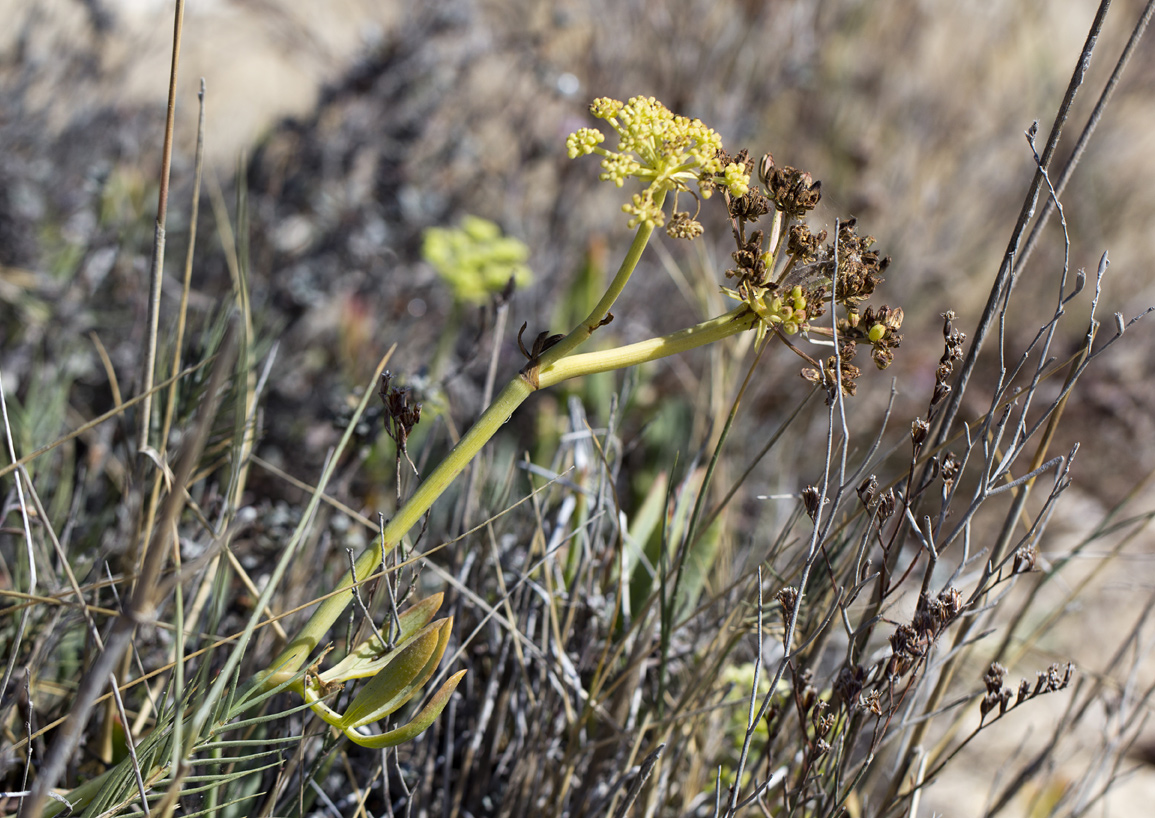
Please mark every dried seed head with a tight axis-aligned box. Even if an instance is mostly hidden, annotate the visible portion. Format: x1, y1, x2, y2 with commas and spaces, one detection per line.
912, 604, 936, 638
666, 210, 704, 240
984, 662, 1007, 695
1013, 544, 1038, 574
1040, 663, 1073, 693
801, 486, 822, 520
764, 163, 822, 217
941, 309, 967, 362
814, 711, 837, 736
911, 418, 930, 448
379, 371, 422, 452
938, 587, 963, 619
834, 664, 866, 706
786, 223, 826, 262
878, 489, 897, 521
941, 452, 961, 487
727, 229, 768, 285
980, 694, 996, 720
889, 624, 924, 663
777, 586, 799, 618
1016, 679, 1031, 706
728, 188, 771, 222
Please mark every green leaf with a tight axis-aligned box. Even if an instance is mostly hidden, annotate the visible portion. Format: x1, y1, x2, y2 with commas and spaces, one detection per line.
338, 618, 452, 730
318, 593, 444, 684
344, 669, 467, 749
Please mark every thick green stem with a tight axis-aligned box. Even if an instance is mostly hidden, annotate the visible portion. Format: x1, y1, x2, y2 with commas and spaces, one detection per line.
537, 189, 666, 367
267, 376, 533, 681
538, 306, 756, 388
265, 212, 656, 682
264, 196, 753, 686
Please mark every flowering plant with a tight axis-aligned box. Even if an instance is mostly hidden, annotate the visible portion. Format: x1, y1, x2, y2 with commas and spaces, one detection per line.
263, 96, 904, 746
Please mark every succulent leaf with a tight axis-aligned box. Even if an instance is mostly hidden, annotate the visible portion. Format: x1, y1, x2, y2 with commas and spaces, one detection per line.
343, 670, 467, 750
338, 618, 453, 730
318, 594, 444, 685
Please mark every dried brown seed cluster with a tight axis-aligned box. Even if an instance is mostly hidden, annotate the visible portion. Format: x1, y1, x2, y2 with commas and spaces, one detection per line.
912, 587, 963, 635
840, 303, 904, 369
786, 223, 826, 264
666, 210, 705, 240
911, 418, 931, 448
940, 451, 961, 489
1013, 543, 1038, 574
886, 588, 963, 679
802, 341, 862, 398
726, 227, 770, 287
857, 475, 880, 507
716, 149, 903, 398
777, 586, 800, 619
834, 663, 867, 707
979, 661, 1074, 723
856, 477, 899, 521
379, 371, 422, 454
827, 219, 889, 306
759, 153, 823, 218
931, 310, 967, 409
801, 486, 823, 520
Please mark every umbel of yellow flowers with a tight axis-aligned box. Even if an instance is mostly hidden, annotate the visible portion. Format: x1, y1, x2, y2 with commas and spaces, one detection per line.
566, 95, 750, 230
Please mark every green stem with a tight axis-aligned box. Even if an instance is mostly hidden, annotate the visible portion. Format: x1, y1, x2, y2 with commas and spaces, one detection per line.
265, 212, 659, 682
538, 307, 756, 388
265, 202, 756, 686
266, 375, 533, 682
536, 189, 666, 367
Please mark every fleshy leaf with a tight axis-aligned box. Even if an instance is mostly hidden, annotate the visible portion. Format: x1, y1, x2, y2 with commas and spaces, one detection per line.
344, 670, 467, 749
319, 593, 444, 685
338, 618, 453, 730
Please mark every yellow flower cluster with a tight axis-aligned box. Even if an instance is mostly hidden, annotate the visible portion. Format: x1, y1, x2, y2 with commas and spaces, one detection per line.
422, 215, 533, 305
566, 96, 751, 230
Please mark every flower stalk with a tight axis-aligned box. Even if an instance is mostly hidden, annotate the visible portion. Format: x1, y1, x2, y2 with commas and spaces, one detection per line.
265, 300, 759, 685
262, 95, 902, 752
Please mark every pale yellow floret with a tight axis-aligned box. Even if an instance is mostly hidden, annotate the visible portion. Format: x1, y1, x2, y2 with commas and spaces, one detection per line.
724, 162, 750, 197
566, 127, 605, 159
